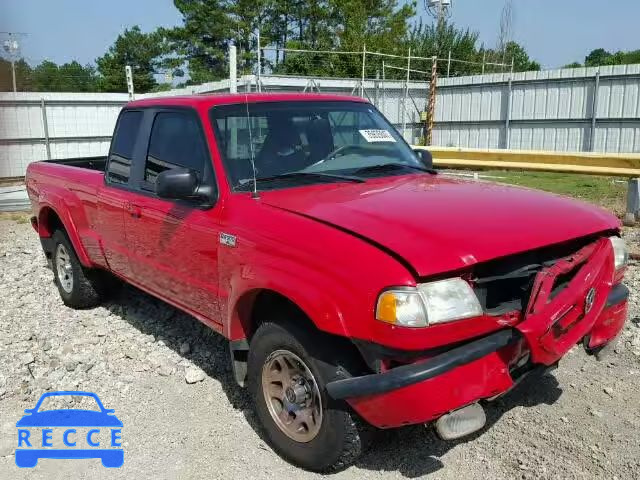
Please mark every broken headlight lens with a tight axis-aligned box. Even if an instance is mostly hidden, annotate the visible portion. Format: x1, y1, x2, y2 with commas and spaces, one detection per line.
376, 278, 483, 328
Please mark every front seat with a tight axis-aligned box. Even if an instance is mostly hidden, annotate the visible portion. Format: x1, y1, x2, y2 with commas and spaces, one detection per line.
305, 116, 335, 165
256, 115, 305, 177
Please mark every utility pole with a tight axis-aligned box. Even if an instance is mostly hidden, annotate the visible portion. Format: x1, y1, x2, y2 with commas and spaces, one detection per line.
2, 32, 24, 92
229, 44, 237, 93
426, 56, 438, 145
256, 28, 261, 92
425, 1, 451, 145
426, 0, 450, 56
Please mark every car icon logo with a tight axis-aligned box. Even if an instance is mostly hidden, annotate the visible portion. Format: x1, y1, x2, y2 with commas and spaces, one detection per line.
15, 391, 123, 468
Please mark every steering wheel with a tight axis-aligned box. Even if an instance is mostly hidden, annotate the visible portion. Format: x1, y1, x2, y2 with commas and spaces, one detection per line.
306, 144, 376, 169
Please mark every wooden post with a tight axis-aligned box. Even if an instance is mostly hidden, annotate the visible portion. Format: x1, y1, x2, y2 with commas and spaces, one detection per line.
426, 56, 438, 146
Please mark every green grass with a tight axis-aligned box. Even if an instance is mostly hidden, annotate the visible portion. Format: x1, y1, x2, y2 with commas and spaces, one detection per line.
472, 170, 626, 216
0, 212, 31, 224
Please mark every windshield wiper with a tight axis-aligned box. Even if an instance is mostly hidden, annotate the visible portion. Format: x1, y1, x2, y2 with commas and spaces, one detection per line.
354, 163, 437, 175
236, 171, 365, 191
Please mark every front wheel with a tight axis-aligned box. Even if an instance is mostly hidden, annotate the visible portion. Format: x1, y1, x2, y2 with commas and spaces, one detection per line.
248, 322, 370, 472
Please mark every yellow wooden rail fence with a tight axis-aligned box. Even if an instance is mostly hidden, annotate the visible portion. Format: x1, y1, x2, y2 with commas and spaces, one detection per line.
412, 146, 640, 223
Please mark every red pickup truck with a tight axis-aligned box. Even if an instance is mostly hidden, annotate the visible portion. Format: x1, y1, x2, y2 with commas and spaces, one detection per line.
26, 93, 628, 471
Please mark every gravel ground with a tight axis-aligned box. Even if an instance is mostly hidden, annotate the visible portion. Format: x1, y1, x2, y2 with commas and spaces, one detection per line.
0, 219, 639, 479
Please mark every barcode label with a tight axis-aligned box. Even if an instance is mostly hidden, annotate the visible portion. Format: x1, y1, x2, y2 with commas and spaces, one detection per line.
359, 129, 397, 143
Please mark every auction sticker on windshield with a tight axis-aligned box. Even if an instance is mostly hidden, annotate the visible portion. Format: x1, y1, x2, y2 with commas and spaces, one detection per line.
15, 391, 123, 468
359, 129, 397, 143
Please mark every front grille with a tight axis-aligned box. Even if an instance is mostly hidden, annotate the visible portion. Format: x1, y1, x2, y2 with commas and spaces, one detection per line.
472, 235, 601, 316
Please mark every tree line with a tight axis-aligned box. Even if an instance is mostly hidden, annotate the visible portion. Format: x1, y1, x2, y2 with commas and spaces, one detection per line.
565, 48, 640, 69
0, 0, 636, 93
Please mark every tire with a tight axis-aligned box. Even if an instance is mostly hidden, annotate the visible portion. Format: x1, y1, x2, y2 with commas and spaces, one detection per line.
51, 229, 109, 309
248, 321, 372, 472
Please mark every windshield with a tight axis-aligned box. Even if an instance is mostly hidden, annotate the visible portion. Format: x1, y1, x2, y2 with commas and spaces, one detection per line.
210, 101, 424, 191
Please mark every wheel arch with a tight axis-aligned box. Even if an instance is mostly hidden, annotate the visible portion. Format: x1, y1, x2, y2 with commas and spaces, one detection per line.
226, 286, 367, 388
225, 284, 348, 343
37, 203, 92, 267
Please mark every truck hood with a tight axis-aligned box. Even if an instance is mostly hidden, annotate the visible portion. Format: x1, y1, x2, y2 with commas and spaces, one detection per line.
260, 175, 619, 277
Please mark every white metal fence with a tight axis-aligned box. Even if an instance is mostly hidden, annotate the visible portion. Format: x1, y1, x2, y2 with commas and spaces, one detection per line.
2, 64, 640, 178
0, 79, 233, 178
436, 64, 640, 153
0, 93, 125, 177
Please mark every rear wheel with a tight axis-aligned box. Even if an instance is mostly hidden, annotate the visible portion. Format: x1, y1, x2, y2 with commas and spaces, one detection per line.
51, 229, 113, 309
248, 321, 371, 472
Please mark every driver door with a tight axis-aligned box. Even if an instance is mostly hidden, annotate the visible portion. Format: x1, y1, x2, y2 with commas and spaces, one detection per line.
124, 108, 223, 325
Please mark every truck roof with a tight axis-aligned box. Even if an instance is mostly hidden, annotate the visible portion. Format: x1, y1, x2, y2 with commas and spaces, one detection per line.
126, 92, 369, 109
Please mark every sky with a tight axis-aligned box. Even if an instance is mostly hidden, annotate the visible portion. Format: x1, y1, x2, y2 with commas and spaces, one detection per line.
1, 0, 640, 70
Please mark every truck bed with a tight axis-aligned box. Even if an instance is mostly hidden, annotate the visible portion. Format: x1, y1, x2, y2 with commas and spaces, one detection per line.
42, 156, 107, 172
26, 158, 107, 213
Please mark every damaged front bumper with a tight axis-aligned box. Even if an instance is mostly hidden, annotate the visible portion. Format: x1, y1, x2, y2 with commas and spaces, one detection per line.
327, 239, 628, 429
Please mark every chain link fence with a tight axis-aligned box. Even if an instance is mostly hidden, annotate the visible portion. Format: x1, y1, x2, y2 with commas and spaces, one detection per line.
247, 45, 512, 144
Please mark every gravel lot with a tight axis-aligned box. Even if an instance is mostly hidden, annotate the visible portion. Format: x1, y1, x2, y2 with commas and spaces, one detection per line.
0, 219, 639, 479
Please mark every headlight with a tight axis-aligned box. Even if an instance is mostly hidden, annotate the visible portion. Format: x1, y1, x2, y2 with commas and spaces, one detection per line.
376, 278, 483, 328
609, 236, 628, 271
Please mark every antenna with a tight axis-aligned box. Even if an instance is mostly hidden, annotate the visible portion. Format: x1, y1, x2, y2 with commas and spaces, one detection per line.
244, 93, 259, 199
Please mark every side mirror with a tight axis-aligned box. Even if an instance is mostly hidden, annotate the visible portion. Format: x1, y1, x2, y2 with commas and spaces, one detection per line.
156, 168, 198, 200
414, 148, 434, 170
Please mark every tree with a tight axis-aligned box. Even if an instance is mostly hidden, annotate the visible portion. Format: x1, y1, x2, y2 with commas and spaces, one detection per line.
584, 48, 612, 67
58, 62, 97, 91
503, 41, 540, 72
229, 0, 273, 75
0, 57, 33, 91
31, 60, 61, 91
581, 48, 640, 67
331, 0, 415, 52
0, 58, 96, 92
96, 26, 162, 93
406, 21, 481, 77
160, 1, 233, 84
497, 0, 514, 65
272, 0, 415, 78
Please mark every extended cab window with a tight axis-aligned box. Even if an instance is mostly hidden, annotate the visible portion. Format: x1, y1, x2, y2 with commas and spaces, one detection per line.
144, 111, 208, 186
107, 110, 143, 185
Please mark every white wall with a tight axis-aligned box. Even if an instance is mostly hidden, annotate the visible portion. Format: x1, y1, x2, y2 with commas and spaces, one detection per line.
2, 66, 640, 178
0, 92, 128, 177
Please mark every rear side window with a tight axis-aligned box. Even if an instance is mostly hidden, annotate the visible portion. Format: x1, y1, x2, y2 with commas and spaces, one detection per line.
107, 110, 143, 185
144, 111, 208, 185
